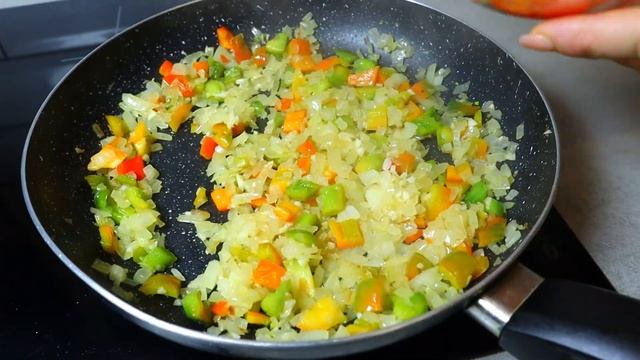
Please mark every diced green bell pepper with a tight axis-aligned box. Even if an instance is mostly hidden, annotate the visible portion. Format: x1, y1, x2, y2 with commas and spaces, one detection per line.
286, 229, 316, 246
353, 58, 377, 72
484, 197, 505, 216
355, 154, 384, 174
204, 79, 225, 101
448, 100, 481, 116
286, 179, 320, 201
182, 291, 211, 324
125, 186, 150, 211
266, 32, 289, 56
115, 175, 137, 186
274, 113, 285, 128
251, 100, 266, 119
85, 175, 107, 190
335, 49, 358, 65
261, 280, 291, 317
356, 86, 376, 100
207, 59, 225, 79
223, 66, 243, 85
392, 292, 428, 320
94, 183, 110, 210
295, 212, 319, 229
140, 247, 177, 272
327, 65, 349, 87
464, 181, 489, 204
317, 184, 346, 216
284, 259, 314, 298
436, 126, 453, 148
414, 108, 441, 137
108, 205, 135, 224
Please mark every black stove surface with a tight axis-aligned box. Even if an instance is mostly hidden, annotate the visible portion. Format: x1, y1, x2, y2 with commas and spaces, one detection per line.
0, 8, 613, 358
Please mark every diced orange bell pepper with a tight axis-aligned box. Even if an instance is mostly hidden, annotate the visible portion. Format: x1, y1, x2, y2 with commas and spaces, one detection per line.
164, 74, 193, 97
403, 229, 424, 245
287, 38, 311, 56
253, 46, 268, 67
472, 255, 490, 279
274, 200, 300, 222
169, 103, 192, 132
453, 240, 473, 256
296, 155, 311, 175
438, 251, 477, 290
283, 110, 307, 133
353, 277, 387, 313
297, 137, 317, 156
250, 196, 268, 208
253, 259, 286, 290
192, 61, 209, 78
415, 213, 429, 229
410, 81, 429, 100
397, 81, 411, 92
290, 55, 316, 73
315, 55, 341, 71
406, 253, 432, 280
476, 139, 489, 160
329, 219, 365, 249
276, 97, 293, 111
426, 184, 453, 221
211, 188, 233, 212
219, 53, 230, 64
231, 122, 247, 137
393, 152, 417, 174
211, 300, 233, 317
199, 136, 217, 160
98, 224, 119, 254
405, 101, 424, 122
446, 165, 463, 183
324, 168, 337, 184
348, 66, 380, 87
216, 26, 234, 50
159, 60, 173, 77
230, 34, 252, 63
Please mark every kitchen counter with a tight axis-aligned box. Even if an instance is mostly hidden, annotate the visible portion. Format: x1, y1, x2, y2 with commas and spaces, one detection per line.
422, 0, 640, 298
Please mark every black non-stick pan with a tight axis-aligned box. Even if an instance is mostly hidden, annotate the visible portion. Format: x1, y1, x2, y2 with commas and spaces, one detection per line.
21, 0, 640, 359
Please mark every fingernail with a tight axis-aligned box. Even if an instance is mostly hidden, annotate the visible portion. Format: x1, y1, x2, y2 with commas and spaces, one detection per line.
519, 33, 554, 51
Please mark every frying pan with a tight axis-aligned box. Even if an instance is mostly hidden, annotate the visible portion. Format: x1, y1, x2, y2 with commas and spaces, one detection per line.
20, 0, 640, 358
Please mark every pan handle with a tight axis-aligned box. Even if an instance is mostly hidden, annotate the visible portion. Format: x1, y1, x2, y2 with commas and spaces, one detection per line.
467, 263, 640, 360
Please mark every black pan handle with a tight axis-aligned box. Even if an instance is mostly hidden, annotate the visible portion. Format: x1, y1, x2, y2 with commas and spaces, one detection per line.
467, 263, 640, 360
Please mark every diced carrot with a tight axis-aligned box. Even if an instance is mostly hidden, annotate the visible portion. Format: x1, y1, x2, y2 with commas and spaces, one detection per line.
393, 152, 417, 174
253, 46, 268, 67
297, 138, 317, 156
199, 136, 217, 160
287, 38, 311, 56
231, 122, 247, 137
216, 26, 234, 50
250, 196, 268, 208
159, 60, 173, 77
211, 188, 233, 212
276, 98, 293, 111
283, 110, 307, 133
410, 81, 429, 100
398, 81, 411, 92
192, 61, 209, 78
403, 229, 424, 245
315, 56, 341, 71
211, 300, 233, 317
230, 34, 252, 63
252, 260, 286, 290
274, 200, 300, 222
348, 66, 380, 87
169, 103, 192, 132
290, 55, 316, 73
476, 139, 489, 160
246, 310, 270, 325
220, 53, 230, 64
297, 156, 311, 175
405, 101, 424, 122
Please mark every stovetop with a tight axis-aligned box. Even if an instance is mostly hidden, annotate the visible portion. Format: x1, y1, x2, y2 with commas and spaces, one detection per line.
0, 2, 614, 359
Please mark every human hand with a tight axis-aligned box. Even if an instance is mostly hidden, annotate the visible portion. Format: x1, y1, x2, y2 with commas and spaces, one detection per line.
518, 7, 640, 70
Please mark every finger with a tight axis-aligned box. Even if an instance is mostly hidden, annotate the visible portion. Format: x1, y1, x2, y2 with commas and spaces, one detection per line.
519, 7, 640, 60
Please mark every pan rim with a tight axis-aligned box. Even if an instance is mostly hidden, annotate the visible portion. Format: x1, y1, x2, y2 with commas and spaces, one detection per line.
20, 0, 561, 354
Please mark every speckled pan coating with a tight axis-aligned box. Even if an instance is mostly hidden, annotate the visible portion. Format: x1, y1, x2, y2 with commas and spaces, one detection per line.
21, 0, 558, 358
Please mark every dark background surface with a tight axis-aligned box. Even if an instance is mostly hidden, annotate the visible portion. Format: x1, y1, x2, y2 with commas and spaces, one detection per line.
0, 1, 613, 359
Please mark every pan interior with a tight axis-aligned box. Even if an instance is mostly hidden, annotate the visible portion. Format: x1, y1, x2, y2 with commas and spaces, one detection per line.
23, 0, 557, 342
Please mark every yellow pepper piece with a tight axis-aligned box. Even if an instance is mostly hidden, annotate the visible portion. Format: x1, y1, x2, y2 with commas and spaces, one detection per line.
406, 253, 432, 281
193, 186, 208, 208
128, 122, 150, 156
346, 319, 379, 335
211, 123, 232, 149
98, 224, 119, 255
366, 105, 387, 131
425, 184, 453, 221
105, 115, 127, 137
87, 144, 127, 171
245, 310, 270, 325
168, 103, 192, 132
473, 255, 490, 279
297, 296, 346, 331
353, 277, 386, 313
438, 251, 477, 290
477, 215, 507, 247
329, 219, 365, 250
139, 274, 182, 298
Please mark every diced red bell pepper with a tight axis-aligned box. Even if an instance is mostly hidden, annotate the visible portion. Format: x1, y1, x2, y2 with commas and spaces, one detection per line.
117, 156, 145, 180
